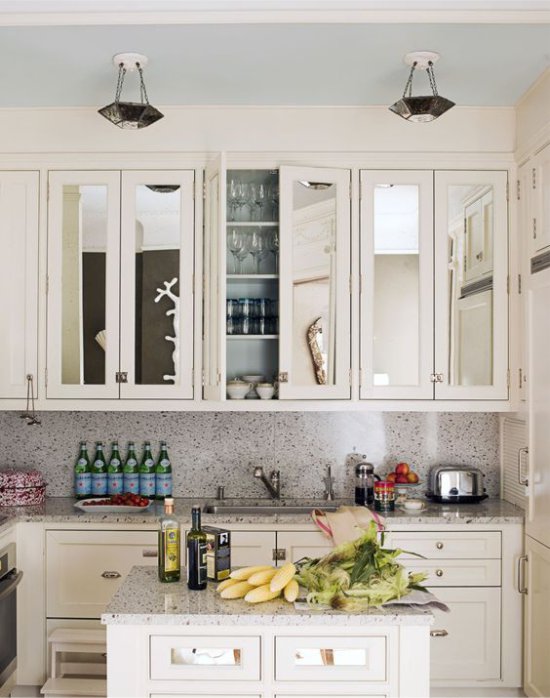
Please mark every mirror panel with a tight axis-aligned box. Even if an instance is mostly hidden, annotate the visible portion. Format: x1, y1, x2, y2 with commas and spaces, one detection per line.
61, 184, 108, 386
171, 648, 241, 666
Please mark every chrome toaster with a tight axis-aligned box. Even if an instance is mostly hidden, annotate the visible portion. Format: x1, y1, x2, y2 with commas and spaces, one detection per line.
427, 465, 487, 503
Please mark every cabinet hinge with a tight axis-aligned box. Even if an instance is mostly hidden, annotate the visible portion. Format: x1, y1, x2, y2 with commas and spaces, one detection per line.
45, 275, 49, 295
506, 180, 509, 201
203, 181, 206, 200
518, 273, 522, 294
519, 368, 523, 390
217, 371, 222, 386
44, 368, 48, 387
506, 275, 510, 294
272, 548, 286, 562
533, 218, 537, 240
202, 369, 205, 387
532, 167, 537, 190
506, 369, 510, 389
115, 371, 128, 384
517, 179, 521, 201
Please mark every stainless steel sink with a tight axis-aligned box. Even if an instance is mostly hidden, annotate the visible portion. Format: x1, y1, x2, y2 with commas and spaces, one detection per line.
203, 503, 339, 515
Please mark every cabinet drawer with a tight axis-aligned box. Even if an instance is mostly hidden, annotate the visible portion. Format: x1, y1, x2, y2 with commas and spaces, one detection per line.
401, 558, 501, 586
274, 635, 387, 683
150, 635, 260, 682
46, 530, 158, 618
388, 531, 501, 559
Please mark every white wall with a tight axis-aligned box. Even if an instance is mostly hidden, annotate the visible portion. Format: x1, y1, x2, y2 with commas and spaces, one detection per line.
515, 67, 550, 158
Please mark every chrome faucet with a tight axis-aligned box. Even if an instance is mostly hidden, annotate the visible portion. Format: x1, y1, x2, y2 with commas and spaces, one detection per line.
253, 466, 281, 499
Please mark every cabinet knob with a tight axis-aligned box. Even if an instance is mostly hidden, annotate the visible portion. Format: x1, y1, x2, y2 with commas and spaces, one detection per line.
142, 549, 158, 558
436, 541, 444, 550
435, 569, 444, 577
101, 571, 122, 579
278, 372, 289, 383
430, 629, 449, 638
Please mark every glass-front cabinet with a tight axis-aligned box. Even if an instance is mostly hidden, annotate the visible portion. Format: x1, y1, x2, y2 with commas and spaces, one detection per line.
203, 158, 351, 401
360, 169, 508, 401
46, 170, 195, 400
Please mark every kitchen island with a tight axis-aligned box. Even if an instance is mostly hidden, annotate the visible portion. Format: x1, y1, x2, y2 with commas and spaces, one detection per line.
102, 566, 433, 698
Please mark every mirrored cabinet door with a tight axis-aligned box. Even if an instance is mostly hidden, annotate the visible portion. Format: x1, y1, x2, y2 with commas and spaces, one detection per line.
434, 170, 508, 399
0, 172, 39, 399
119, 171, 195, 399
360, 171, 434, 399
279, 165, 351, 399
47, 171, 121, 399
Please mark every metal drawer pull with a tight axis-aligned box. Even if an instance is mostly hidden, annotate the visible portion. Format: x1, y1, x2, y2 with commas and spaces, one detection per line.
435, 569, 444, 577
518, 555, 528, 595
518, 447, 529, 486
101, 571, 122, 579
142, 549, 158, 558
430, 629, 449, 638
436, 542, 444, 550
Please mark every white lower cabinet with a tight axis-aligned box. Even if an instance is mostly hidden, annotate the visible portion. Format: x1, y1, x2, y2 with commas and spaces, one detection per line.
230, 531, 276, 567
276, 529, 333, 563
524, 534, 550, 698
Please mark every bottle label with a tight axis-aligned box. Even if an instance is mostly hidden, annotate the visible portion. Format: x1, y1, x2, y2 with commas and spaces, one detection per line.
163, 528, 180, 573
123, 473, 139, 494
160, 459, 170, 468
94, 460, 105, 468
140, 473, 156, 496
126, 458, 137, 468
91, 473, 107, 496
156, 473, 172, 497
187, 540, 208, 586
144, 458, 155, 468
75, 472, 91, 496
109, 458, 121, 467
108, 473, 123, 495
77, 458, 88, 467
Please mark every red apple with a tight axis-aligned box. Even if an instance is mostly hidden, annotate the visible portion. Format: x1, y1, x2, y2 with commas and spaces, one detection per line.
407, 472, 419, 484
386, 472, 397, 483
395, 462, 410, 476
396, 474, 409, 484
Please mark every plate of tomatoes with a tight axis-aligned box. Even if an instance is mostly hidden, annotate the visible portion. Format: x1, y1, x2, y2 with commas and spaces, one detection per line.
74, 494, 153, 512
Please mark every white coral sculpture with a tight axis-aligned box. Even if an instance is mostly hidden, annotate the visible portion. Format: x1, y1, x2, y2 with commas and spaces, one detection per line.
154, 277, 179, 384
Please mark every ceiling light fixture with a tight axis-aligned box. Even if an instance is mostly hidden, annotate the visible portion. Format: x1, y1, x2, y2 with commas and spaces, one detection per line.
389, 51, 455, 123
98, 52, 164, 129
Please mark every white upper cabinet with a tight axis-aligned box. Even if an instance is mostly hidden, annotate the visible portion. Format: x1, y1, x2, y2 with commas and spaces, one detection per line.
434, 171, 508, 400
531, 143, 550, 257
204, 160, 352, 402
47, 170, 195, 400
0, 171, 39, 399
360, 170, 434, 400
279, 165, 351, 400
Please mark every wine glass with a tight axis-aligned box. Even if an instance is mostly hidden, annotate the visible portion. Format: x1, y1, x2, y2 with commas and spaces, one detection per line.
267, 228, 279, 274
250, 183, 267, 221
228, 179, 240, 222
269, 182, 279, 221
227, 228, 248, 274
248, 228, 268, 274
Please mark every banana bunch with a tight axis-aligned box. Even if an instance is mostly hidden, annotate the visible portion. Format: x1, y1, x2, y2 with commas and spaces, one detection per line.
216, 563, 299, 604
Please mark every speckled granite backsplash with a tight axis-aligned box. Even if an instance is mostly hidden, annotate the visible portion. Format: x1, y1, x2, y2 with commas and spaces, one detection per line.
0, 412, 500, 499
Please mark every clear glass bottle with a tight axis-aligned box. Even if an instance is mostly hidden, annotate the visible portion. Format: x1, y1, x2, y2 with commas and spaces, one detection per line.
74, 441, 91, 500
139, 441, 156, 499
158, 498, 180, 583
91, 442, 107, 497
107, 441, 123, 496
123, 442, 139, 495
155, 441, 172, 500
187, 505, 207, 590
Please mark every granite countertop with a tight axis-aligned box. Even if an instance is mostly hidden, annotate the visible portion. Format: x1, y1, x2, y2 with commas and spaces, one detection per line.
0, 497, 524, 534
101, 566, 433, 627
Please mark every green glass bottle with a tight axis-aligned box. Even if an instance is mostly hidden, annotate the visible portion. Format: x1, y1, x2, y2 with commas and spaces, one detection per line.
155, 440, 172, 500
123, 442, 139, 495
107, 441, 123, 495
91, 442, 107, 497
187, 505, 207, 590
158, 497, 181, 583
74, 441, 91, 500
139, 441, 156, 499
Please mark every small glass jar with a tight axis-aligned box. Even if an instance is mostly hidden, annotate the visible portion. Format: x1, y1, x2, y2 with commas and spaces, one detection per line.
374, 481, 395, 512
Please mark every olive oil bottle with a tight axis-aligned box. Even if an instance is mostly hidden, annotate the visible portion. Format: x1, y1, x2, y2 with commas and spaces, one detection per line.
158, 498, 181, 583
187, 505, 207, 590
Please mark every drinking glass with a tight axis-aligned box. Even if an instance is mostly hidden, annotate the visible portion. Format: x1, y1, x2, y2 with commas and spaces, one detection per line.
248, 228, 268, 274
250, 183, 267, 220
228, 179, 240, 222
227, 228, 248, 274
267, 228, 279, 274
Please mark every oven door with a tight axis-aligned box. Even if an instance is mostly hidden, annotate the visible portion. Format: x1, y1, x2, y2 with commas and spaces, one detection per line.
0, 568, 23, 686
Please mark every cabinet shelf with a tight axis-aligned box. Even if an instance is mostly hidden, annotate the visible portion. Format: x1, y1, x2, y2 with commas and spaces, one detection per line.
227, 274, 278, 281
226, 334, 278, 340
226, 221, 278, 227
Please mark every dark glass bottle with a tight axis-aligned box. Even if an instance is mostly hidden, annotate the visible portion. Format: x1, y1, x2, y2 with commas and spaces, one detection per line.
74, 441, 91, 500
158, 498, 181, 583
122, 442, 139, 495
139, 441, 156, 499
155, 440, 172, 500
91, 442, 107, 497
107, 442, 123, 496
187, 505, 207, 590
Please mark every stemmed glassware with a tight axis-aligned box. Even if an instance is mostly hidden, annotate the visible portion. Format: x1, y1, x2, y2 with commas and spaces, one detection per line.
248, 228, 268, 274
267, 229, 279, 274
227, 228, 249, 274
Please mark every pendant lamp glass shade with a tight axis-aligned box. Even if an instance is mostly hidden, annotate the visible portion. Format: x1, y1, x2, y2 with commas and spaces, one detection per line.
389, 51, 455, 123
98, 53, 164, 129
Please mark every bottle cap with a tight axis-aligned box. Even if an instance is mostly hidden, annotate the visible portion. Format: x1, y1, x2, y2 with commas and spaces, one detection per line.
165, 497, 174, 505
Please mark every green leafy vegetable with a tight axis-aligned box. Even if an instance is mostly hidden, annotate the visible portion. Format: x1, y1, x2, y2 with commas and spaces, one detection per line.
295, 521, 428, 610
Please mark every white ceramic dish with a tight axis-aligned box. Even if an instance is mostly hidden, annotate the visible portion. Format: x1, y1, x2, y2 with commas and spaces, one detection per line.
74, 498, 153, 513
256, 385, 275, 399
401, 500, 426, 512
241, 374, 264, 383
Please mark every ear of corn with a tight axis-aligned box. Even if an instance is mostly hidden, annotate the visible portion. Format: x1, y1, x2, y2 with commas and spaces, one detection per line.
230, 565, 273, 581
283, 578, 299, 603
248, 567, 277, 586
220, 581, 255, 599
216, 578, 240, 593
244, 584, 283, 604
270, 562, 297, 592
